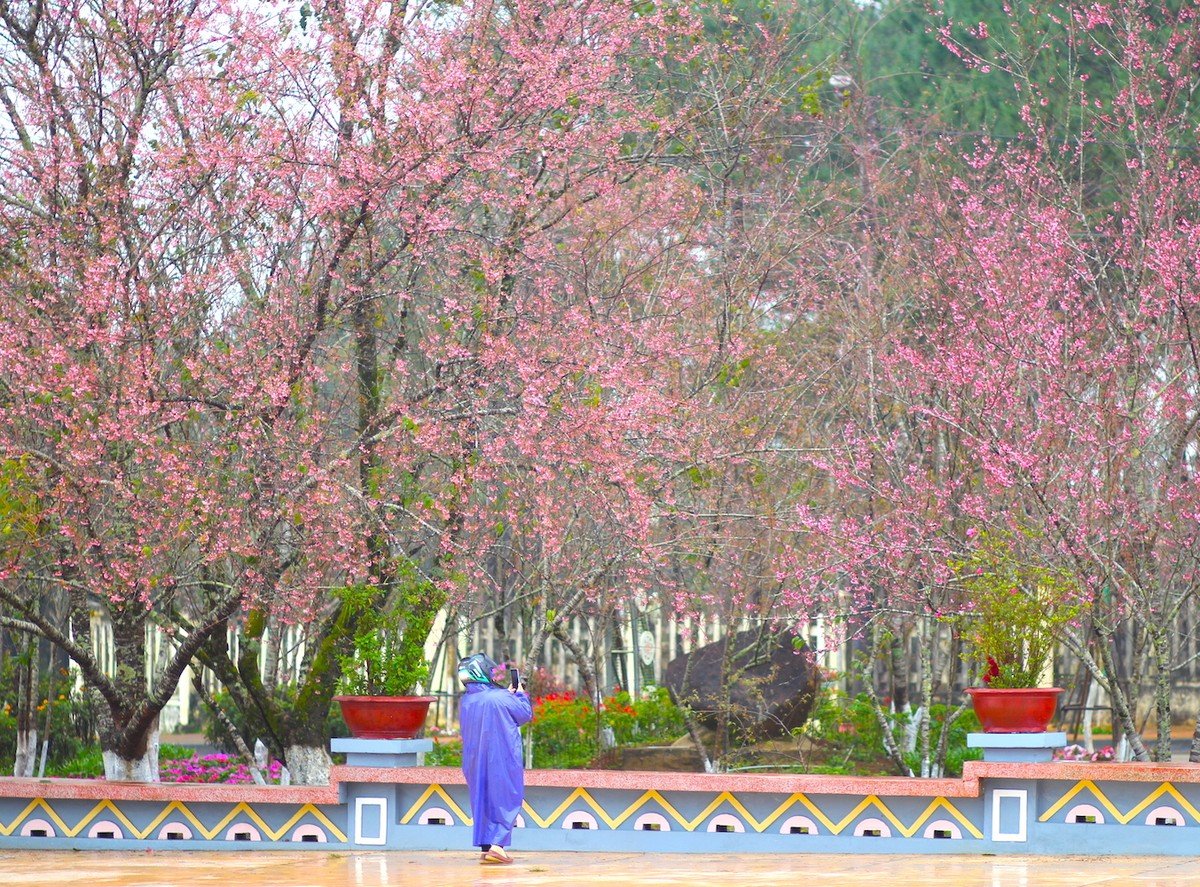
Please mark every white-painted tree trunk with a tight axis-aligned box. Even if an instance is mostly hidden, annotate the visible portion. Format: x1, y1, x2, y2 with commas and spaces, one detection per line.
1082, 679, 1100, 753
285, 744, 332, 786
102, 726, 160, 782
13, 729, 37, 778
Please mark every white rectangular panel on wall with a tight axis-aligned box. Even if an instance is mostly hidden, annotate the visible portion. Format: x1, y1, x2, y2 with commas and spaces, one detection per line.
354, 797, 388, 846
991, 789, 1028, 842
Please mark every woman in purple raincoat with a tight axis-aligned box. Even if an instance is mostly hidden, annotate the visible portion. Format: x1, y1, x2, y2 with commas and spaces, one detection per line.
458, 652, 533, 865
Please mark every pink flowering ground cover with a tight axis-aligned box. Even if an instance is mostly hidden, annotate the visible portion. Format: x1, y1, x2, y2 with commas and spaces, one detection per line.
1053, 744, 1116, 763
160, 753, 284, 784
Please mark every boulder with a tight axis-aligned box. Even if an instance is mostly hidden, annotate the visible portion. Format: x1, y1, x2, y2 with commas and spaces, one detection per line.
663, 629, 820, 740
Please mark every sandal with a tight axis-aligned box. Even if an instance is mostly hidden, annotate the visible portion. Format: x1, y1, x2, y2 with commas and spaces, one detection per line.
481, 847, 514, 865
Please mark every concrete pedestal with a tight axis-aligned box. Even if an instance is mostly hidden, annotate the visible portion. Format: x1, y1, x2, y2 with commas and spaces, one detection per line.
330, 737, 433, 767
967, 732, 1066, 762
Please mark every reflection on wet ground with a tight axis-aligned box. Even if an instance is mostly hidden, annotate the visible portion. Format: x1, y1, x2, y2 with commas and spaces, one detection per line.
7, 850, 1200, 887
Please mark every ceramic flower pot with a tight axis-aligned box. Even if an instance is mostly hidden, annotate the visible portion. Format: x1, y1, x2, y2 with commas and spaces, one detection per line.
335, 695, 436, 739
966, 687, 1063, 733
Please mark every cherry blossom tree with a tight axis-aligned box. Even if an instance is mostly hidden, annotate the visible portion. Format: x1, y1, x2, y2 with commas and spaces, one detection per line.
0, 0, 694, 780
784, 0, 1200, 763
0, 0, 355, 780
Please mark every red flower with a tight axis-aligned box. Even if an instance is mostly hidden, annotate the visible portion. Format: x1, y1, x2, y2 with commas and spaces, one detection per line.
983, 656, 1001, 686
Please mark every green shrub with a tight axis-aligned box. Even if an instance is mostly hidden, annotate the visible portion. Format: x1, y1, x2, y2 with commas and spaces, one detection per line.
901, 705, 983, 777
0, 706, 15, 773
0, 675, 99, 774
333, 574, 439, 697
601, 692, 638, 745
623, 687, 687, 743
951, 527, 1085, 688
531, 692, 596, 769
802, 690, 906, 764
46, 745, 104, 778
941, 744, 984, 777
425, 739, 462, 767
804, 689, 982, 777
527, 687, 688, 768
807, 762, 854, 775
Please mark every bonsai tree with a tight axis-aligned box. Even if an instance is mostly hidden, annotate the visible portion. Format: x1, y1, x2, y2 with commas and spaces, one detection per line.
951, 528, 1085, 689
335, 567, 441, 698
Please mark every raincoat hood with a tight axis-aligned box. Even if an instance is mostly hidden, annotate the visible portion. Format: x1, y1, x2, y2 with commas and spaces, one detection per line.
458, 652, 500, 686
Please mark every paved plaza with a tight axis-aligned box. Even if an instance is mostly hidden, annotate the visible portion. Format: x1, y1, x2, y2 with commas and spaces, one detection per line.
7, 850, 1200, 887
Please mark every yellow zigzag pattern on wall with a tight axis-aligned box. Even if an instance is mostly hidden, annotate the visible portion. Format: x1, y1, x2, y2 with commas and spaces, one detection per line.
0, 798, 347, 843
399, 785, 982, 839
399, 784, 472, 825
1039, 781, 1200, 825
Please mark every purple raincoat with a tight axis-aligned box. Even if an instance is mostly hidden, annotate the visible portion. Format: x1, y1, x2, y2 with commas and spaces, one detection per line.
460, 682, 533, 849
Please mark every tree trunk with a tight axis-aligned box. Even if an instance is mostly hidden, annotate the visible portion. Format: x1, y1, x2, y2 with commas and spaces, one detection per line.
932, 626, 970, 777
553, 623, 597, 703
865, 680, 912, 777
1151, 629, 1173, 763
13, 728, 37, 778
236, 608, 290, 760
889, 618, 910, 711
1097, 635, 1150, 761
1082, 678, 1098, 754
1189, 717, 1200, 763
97, 612, 164, 781
13, 634, 37, 778
868, 622, 913, 777
1060, 625, 1149, 762
917, 619, 935, 778
675, 618, 714, 773
101, 715, 160, 782
284, 744, 332, 786
934, 700, 971, 777
262, 614, 282, 695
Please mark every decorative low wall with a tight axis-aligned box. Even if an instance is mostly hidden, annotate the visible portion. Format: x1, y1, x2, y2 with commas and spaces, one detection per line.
4, 754, 1200, 854
0, 778, 343, 850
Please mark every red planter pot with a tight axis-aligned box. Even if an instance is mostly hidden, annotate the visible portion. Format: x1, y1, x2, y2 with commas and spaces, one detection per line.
966, 687, 1063, 733
335, 695, 435, 739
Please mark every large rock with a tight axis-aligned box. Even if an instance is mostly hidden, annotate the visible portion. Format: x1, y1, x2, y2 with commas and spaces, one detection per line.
663, 629, 820, 740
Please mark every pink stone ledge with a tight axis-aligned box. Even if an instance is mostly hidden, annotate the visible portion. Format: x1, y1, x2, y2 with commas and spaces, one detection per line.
965, 760, 1200, 783
0, 777, 338, 804
333, 765, 980, 797
8, 761, 1199, 804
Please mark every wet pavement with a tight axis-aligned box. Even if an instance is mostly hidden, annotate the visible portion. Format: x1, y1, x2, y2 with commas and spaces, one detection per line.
7, 851, 1200, 887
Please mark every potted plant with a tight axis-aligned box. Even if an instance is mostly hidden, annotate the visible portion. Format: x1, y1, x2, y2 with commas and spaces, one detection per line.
952, 529, 1085, 733
333, 579, 439, 740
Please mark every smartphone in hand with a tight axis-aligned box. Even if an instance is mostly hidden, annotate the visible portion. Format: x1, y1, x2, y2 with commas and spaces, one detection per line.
509, 667, 520, 689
